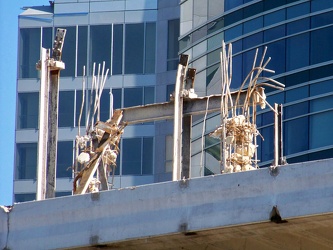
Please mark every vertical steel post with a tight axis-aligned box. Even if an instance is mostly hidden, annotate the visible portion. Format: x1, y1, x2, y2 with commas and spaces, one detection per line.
36, 48, 50, 200
46, 69, 60, 198
274, 103, 283, 166
172, 54, 188, 181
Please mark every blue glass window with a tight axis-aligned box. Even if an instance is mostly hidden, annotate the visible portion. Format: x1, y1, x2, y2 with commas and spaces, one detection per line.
264, 9, 285, 26
310, 111, 333, 149
59, 26, 76, 77
311, 11, 333, 28
310, 79, 333, 96
284, 117, 309, 154
243, 16, 263, 34
284, 102, 309, 119
287, 3, 310, 19
261, 125, 274, 162
122, 138, 142, 175
286, 86, 308, 102
59, 91, 74, 127
99, 89, 110, 122
19, 28, 40, 78
112, 24, 123, 75
57, 141, 73, 178
311, 26, 333, 65
124, 87, 143, 108
287, 18, 310, 35
225, 0, 243, 12
42, 27, 52, 51
145, 23, 156, 74
16, 143, 37, 179
225, 24, 242, 42
168, 19, 180, 71
90, 25, 112, 75
285, 71, 309, 88
75, 90, 86, 127
111, 88, 122, 109
17, 92, 39, 129
125, 23, 144, 74
310, 96, 333, 113
77, 26, 88, 77
311, 0, 333, 12
243, 32, 263, 50
142, 137, 154, 174
264, 25, 285, 42
286, 33, 309, 71
265, 40, 286, 75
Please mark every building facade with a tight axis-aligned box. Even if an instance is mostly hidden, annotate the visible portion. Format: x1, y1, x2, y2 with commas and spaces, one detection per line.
15, 0, 179, 202
15, 0, 333, 201
179, 0, 333, 175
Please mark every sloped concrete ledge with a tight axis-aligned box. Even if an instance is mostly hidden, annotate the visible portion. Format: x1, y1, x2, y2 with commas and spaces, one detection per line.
1, 158, 333, 249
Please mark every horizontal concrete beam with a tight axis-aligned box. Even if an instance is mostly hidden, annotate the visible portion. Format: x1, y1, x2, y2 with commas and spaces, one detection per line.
120, 91, 247, 125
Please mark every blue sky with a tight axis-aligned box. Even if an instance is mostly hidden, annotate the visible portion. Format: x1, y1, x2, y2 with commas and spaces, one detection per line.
0, 0, 49, 205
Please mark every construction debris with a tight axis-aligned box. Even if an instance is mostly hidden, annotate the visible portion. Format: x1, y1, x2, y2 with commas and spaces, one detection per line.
210, 41, 285, 173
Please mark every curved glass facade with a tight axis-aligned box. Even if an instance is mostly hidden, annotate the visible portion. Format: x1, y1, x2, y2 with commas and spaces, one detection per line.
180, 0, 333, 175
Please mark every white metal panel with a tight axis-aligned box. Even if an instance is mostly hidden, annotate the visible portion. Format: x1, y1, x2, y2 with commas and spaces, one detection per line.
18, 15, 53, 28
15, 130, 39, 143
124, 10, 157, 23
90, 1, 125, 12
89, 11, 125, 24
54, 14, 89, 26
54, 3, 89, 14
125, 0, 157, 11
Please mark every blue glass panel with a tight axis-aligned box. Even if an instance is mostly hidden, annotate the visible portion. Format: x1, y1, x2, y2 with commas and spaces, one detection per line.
90, 25, 111, 75
286, 33, 309, 71
167, 19, 179, 71
264, 0, 286, 11
59, 26, 76, 77
311, 0, 333, 12
262, 111, 274, 126
99, 89, 110, 122
144, 86, 155, 105
59, 91, 74, 127
285, 70, 309, 88
42, 27, 52, 50
243, 16, 263, 34
310, 79, 333, 96
265, 40, 285, 75
124, 87, 143, 108
310, 111, 333, 149
261, 125, 274, 162
112, 24, 123, 75
142, 137, 153, 174
284, 117, 309, 155
16, 143, 37, 179
287, 3, 310, 19
264, 9, 285, 26
224, 9, 243, 27
225, 0, 243, 11
125, 23, 144, 74
310, 64, 333, 81
122, 138, 141, 175
284, 102, 309, 119
77, 26, 88, 76
19, 28, 40, 78
17, 93, 39, 129
311, 26, 333, 65
264, 25, 285, 42
225, 24, 242, 42
243, 2, 263, 19
57, 141, 73, 178
231, 54, 242, 89
311, 11, 333, 28
286, 86, 308, 102
310, 96, 333, 112
111, 88, 122, 109
287, 18, 310, 35
76, 90, 86, 127
243, 32, 263, 50
145, 22, 156, 74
